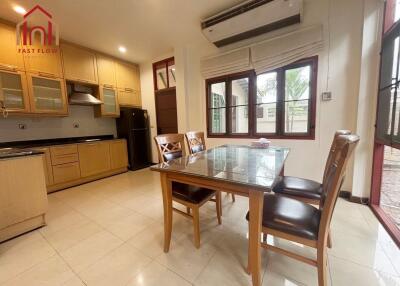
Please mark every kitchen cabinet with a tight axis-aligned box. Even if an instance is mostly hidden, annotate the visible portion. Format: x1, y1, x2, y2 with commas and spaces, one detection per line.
78, 141, 111, 177
110, 139, 128, 170
97, 54, 116, 87
27, 73, 68, 115
0, 23, 25, 71
0, 155, 47, 242
53, 162, 81, 184
115, 61, 140, 91
61, 43, 98, 84
0, 70, 30, 113
32, 147, 54, 187
118, 88, 141, 107
97, 86, 119, 117
23, 48, 63, 78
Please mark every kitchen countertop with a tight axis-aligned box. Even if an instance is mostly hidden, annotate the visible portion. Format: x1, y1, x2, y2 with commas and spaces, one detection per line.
0, 135, 116, 149
0, 148, 44, 160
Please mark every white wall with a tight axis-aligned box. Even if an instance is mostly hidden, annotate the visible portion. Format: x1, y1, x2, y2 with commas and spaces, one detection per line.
0, 105, 116, 142
140, 0, 383, 196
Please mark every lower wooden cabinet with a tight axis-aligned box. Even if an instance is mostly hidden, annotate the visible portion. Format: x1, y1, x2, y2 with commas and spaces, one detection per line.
32, 147, 54, 187
78, 141, 111, 177
53, 162, 81, 184
110, 139, 128, 169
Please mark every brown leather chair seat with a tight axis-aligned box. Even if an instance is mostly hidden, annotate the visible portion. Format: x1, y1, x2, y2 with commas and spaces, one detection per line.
246, 194, 321, 240
172, 182, 215, 204
273, 176, 322, 201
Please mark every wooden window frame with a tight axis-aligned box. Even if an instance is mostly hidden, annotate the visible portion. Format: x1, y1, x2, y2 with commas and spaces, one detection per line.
153, 57, 175, 92
206, 56, 318, 139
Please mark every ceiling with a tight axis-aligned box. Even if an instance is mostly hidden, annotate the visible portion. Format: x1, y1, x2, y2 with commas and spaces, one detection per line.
0, 0, 244, 64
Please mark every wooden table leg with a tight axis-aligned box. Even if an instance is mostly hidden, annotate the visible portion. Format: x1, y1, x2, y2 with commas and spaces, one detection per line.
248, 190, 264, 286
160, 173, 173, 252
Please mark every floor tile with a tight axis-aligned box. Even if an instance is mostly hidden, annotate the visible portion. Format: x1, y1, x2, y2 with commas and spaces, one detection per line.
79, 243, 152, 286
330, 256, 400, 286
128, 261, 191, 286
60, 230, 123, 273
0, 232, 56, 284
1, 256, 75, 286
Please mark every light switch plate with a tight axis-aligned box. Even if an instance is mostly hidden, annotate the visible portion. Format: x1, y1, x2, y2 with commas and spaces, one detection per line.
18, 123, 26, 130
322, 92, 332, 101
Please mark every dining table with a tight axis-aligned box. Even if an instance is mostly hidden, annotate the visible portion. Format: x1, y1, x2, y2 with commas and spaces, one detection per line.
150, 144, 289, 286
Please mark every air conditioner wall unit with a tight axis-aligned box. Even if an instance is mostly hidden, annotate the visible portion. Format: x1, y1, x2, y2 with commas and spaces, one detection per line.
201, 0, 303, 47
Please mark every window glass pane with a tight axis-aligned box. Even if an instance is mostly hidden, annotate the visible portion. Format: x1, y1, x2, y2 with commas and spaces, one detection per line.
256, 72, 277, 133
230, 106, 248, 133
155, 63, 167, 90
256, 103, 276, 133
284, 99, 309, 133
284, 65, 311, 134
256, 72, 277, 103
210, 82, 226, 108
377, 87, 396, 142
167, 60, 176, 88
210, 108, 226, 133
285, 66, 311, 100
380, 36, 400, 89
384, 0, 400, 33
231, 78, 249, 105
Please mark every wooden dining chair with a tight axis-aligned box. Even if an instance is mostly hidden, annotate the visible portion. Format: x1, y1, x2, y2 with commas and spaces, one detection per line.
246, 134, 359, 286
154, 133, 222, 248
272, 130, 351, 205
185, 131, 236, 203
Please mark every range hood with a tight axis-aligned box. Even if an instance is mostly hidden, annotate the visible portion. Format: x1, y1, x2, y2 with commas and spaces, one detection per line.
67, 83, 103, 106
69, 92, 103, 106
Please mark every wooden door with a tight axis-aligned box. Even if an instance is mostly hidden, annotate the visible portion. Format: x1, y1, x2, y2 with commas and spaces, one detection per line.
78, 142, 111, 177
110, 140, 128, 169
97, 54, 116, 87
155, 89, 178, 134
0, 70, 30, 113
0, 23, 24, 71
61, 44, 98, 84
27, 73, 68, 115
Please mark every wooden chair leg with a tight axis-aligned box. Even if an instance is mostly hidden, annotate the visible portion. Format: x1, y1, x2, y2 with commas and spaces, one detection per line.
186, 207, 191, 215
216, 192, 222, 225
192, 206, 200, 248
327, 230, 332, 249
231, 193, 236, 202
317, 245, 328, 286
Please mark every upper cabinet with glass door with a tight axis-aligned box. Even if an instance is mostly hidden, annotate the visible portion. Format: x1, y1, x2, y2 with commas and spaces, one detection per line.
0, 70, 30, 113
153, 57, 176, 91
97, 86, 119, 117
27, 74, 68, 115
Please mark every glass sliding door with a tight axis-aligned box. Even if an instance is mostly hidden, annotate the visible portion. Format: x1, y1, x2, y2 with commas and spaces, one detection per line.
371, 1, 400, 247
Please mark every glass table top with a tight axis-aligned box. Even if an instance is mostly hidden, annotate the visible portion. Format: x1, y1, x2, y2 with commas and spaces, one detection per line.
150, 144, 290, 189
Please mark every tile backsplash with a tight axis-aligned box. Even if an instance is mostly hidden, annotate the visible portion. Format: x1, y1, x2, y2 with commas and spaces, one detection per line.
0, 105, 116, 142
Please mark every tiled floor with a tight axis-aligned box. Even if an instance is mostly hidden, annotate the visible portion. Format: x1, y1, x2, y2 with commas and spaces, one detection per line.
1, 168, 400, 286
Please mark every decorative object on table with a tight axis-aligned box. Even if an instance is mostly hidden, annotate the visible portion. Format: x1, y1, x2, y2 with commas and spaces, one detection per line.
251, 138, 271, 148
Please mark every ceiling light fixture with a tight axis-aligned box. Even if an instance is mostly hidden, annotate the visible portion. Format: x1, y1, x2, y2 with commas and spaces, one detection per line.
118, 46, 127, 53
13, 5, 26, 15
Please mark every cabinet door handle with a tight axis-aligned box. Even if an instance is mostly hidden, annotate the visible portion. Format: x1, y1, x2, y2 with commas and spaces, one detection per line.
38, 72, 56, 78
103, 84, 114, 88
125, 88, 133, 92
55, 164, 75, 168
0, 64, 18, 72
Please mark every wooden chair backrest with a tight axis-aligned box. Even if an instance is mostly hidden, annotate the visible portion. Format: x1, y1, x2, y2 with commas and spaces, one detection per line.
322, 130, 351, 182
318, 134, 360, 245
185, 131, 206, 154
154, 134, 186, 163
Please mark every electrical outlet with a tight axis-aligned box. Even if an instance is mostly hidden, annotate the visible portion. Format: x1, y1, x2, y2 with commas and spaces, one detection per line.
18, 123, 26, 130
73, 123, 80, 128
322, 92, 332, 101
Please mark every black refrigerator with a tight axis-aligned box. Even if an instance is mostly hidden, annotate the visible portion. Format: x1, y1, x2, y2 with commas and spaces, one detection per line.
116, 108, 152, 170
